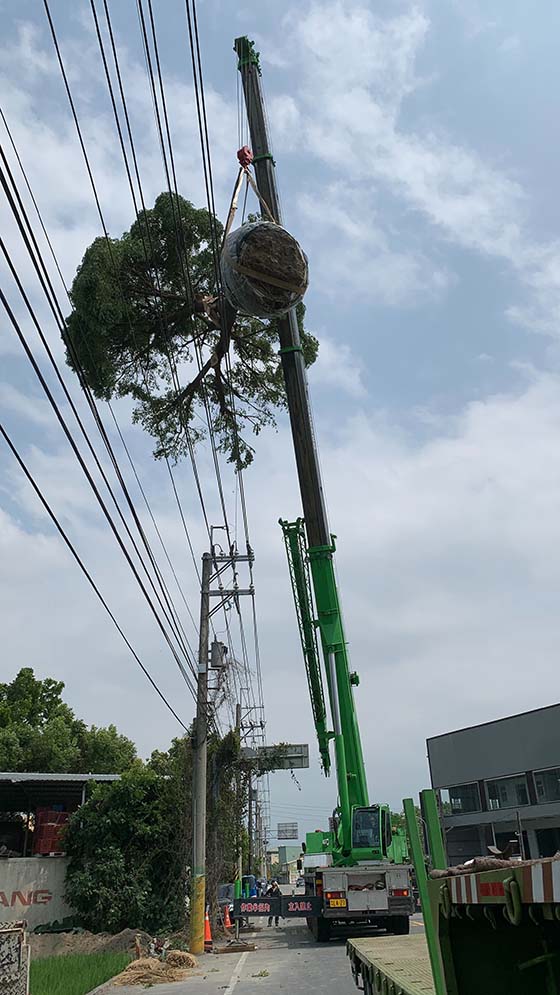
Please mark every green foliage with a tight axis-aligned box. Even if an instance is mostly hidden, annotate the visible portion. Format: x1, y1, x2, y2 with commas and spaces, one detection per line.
65, 766, 187, 934
391, 811, 405, 831
76, 724, 139, 774
0, 668, 137, 774
30, 951, 131, 995
65, 192, 318, 468
66, 731, 244, 934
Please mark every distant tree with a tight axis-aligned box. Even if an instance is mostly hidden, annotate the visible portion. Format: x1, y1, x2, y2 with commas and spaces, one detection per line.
0, 668, 138, 774
77, 724, 139, 775
0, 668, 72, 728
64, 193, 318, 468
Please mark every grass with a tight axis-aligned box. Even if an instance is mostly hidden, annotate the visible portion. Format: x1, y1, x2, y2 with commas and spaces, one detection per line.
30, 951, 132, 995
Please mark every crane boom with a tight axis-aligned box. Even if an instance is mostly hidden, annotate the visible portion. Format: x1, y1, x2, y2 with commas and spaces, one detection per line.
281, 518, 330, 774
235, 36, 396, 867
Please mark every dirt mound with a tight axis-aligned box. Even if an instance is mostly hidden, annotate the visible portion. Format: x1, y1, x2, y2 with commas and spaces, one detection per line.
113, 953, 197, 986
29, 928, 151, 960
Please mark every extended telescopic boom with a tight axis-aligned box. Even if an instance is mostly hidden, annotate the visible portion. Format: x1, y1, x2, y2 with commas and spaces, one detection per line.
235, 37, 369, 856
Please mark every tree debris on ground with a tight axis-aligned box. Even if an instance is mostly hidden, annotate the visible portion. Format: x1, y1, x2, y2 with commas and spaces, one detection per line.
29, 928, 152, 960
112, 952, 197, 986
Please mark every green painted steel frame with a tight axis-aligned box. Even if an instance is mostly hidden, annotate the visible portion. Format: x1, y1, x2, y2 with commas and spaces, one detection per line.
280, 519, 330, 773
403, 794, 446, 995
280, 518, 370, 857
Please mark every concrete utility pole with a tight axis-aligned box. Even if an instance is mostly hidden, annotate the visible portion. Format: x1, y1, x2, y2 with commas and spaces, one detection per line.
247, 773, 253, 875
234, 37, 331, 552
190, 551, 211, 956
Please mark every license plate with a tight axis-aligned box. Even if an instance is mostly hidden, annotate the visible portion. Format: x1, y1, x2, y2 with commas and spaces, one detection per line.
328, 898, 347, 908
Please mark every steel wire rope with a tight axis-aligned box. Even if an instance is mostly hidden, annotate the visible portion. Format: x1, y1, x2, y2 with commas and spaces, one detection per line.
137, 0, 245, 708
0, 149, 198, 690
137, 1, 263, 739
183, 1, 269, 770
39, 1, 202, 685
0, 113, 200, 677
0, 191, 199, 693
96, 0, 231, 735
42, 0, 230, 718
0, 269, 198, 703
133, 0, 239, 734
87, 0, 205, 645
0, 421, 188, 732
99, 0, 206, 588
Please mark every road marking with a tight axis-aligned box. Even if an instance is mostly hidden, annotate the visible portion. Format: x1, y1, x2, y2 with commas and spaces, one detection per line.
224, 951, 249, 995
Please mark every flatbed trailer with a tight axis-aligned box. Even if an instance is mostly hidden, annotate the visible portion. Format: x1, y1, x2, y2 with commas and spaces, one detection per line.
348, 792, 560, 994
347, 934, 434, 995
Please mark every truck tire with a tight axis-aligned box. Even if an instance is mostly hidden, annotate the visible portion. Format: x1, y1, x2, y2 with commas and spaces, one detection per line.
312, 916, 331, 942
389, 916, 410, 935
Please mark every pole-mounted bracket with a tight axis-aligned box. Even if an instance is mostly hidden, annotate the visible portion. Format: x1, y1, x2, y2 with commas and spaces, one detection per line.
279, 345, 303, 356
234, 36, 261, 75
252, 152, 276, 166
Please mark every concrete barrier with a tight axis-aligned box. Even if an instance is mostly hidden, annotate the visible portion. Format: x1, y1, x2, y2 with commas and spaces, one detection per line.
0, 857, 71, 928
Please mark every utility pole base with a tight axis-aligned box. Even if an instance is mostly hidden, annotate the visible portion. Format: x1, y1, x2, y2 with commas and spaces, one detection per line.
190, 873, 206, 955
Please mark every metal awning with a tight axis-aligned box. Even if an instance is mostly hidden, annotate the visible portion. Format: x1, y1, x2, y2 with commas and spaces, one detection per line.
0, 772, 121, 812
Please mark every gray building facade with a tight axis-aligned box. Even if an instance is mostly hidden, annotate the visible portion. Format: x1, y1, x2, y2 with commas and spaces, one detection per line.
427, 703, 560, 864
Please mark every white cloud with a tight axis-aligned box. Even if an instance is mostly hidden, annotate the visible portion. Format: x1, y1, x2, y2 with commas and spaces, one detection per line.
3, 366, 559, 809
310, 335, 366, 398
272, 2, 560, 336
298, 183, 450, 305
499, 35, 521, 54
267, 95, 300, 149
0, 384, 53, 427
2, 0, 560, 826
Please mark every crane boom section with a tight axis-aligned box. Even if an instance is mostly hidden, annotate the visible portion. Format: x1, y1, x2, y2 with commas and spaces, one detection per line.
281, 519, 331, 774
280, 519, 370, 854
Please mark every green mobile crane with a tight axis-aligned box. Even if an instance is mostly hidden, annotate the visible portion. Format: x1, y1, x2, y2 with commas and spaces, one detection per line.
235, 38, 413, 940
280, 517, 407, 866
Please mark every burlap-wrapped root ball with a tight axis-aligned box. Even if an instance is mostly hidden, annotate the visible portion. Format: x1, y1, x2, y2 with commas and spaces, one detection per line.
221, 221, 308, 319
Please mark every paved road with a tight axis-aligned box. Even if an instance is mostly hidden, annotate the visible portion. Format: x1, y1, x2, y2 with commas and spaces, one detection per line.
105, 916, 426, 995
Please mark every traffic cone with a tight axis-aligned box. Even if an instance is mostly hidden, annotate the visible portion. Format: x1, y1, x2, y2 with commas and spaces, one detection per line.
204, 908, 213, 951
223, 904, 232, 930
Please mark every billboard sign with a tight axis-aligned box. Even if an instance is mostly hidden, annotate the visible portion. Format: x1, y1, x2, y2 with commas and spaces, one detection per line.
277, 822, 298, 840
240, 744, 309, 769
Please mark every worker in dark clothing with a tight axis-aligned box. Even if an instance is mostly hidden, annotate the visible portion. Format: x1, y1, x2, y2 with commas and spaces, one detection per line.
266, 880, 282, 927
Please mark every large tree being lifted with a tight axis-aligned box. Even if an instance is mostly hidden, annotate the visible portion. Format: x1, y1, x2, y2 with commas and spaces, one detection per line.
65, 192, 318, 468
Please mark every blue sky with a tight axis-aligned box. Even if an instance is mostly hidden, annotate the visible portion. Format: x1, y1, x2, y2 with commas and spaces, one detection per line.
2, 1, 560, 838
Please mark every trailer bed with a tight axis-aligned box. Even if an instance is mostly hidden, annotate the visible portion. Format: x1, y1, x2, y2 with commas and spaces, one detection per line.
347, 933, 434, 995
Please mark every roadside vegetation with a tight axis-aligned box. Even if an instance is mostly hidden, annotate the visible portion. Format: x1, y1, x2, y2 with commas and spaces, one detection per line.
30, 951, 131, 995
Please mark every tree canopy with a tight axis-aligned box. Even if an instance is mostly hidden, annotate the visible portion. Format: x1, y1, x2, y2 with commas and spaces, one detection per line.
65, 193, 318, 468
0, 668, 138, 774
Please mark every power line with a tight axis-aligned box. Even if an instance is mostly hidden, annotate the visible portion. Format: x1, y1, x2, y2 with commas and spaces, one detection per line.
0, 270, 198, 703
133, 0, 248, 730
0, 149, 198, 695
37, 3, 209, 691
0, 110, 200, 673
0, 421, 188, 732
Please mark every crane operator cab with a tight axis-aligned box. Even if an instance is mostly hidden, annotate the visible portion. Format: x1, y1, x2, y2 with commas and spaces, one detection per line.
351, 805, 393, 861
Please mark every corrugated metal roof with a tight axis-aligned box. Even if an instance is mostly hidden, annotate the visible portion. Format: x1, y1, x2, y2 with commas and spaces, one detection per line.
0, 773, 120, 783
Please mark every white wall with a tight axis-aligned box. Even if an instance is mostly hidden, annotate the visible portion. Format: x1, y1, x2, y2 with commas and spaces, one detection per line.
0, 857, 71, 928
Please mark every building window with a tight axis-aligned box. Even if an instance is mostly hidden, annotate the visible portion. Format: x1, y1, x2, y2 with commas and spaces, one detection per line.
485, 775, 529, 810
534, 767, 560, 804
440, 783, 481, 814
